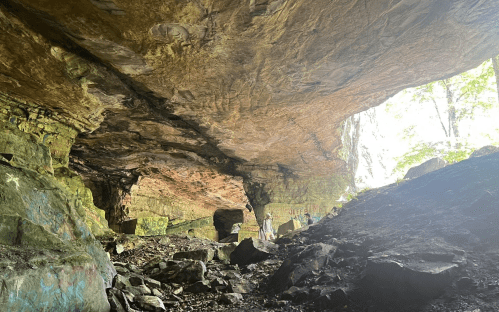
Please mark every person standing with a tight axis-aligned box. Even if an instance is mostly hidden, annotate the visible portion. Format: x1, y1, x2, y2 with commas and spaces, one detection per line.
259, 213, 275, 241
305, 213, 314, 225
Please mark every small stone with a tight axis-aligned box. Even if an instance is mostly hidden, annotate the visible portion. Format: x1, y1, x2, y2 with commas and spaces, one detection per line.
173, 286, 183, 295
220, 293, 243, 304
170, 294, 183, 302
113, 274, 131, 290
211, 277, 226, 287
158, 262, 167, 270
135, 295, 166, 311
144, 277, 162, 289
115, 244, 125, 254
185, 280, 211, 293
126, 263, 140, 273
129, 275, 144, 286
159, 237, 170, 245
152, 288, 163, 297
115, 266, 129, 275
208, 300, 218, 307
228, 279, 254, 294
163, 301, 180, 308
107, 290, 126, 312
125, 284, 151, 296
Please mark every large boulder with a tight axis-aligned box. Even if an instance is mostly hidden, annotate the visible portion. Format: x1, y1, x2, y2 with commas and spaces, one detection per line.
0, 123, 115, 311
149, 259, 206, 284
0, 166, 115, 310
404, 157, 448, 180
469, 145, 499, 158
269, 243, 336, 293
277, 219, 302, 237
230, 237, 279, 266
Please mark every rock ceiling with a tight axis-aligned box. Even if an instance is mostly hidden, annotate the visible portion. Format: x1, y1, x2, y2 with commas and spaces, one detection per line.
1, 0, 499, 221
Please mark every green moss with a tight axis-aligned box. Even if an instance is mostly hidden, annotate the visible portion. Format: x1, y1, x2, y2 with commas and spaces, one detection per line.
54, 168, 110, 236
122, 217, 169, 236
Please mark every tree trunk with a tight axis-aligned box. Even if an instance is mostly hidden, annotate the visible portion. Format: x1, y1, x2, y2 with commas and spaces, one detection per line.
492, 55, 499, 102
444, 80, 460, 148
431, 98, 449, 137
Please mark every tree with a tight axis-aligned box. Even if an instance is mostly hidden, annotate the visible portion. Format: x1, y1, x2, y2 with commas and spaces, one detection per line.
492, 54, 499, 102
392, 58, 498, 175
407, 60, 495, 145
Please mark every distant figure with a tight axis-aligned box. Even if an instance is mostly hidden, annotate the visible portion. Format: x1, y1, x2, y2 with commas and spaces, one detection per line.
259, 213, 275, 241
305, 213, 314, 225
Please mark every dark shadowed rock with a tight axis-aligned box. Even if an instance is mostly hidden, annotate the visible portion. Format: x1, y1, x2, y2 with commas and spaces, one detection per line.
216, 242, 239, 262
107, 289, 126, 312
220, 293, 243, 304
281, 286, 310, 303
185, 280, 212, 293
173, 248, 215, 263
149, 259, 206, 284
404, 157, 448, 180
270, 243, 336, 293
230, 238, 279, 266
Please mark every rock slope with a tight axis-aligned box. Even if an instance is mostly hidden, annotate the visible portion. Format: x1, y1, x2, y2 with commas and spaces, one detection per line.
270, 151, 499, 311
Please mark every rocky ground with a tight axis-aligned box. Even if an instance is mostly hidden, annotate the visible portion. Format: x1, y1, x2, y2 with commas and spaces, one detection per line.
99, 152, 499, 312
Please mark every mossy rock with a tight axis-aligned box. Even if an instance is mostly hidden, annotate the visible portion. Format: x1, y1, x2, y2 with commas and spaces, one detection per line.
121, 217, 170, 236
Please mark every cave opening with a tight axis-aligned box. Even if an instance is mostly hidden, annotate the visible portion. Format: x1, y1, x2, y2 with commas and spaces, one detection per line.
350, 57, 499, 192
213, 209, 244, 242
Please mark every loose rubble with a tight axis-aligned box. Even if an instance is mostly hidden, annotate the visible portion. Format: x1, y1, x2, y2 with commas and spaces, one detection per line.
101, 153, 499, 311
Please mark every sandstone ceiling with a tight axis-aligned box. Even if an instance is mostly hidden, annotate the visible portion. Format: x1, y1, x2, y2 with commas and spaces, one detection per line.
1, 0, 499, 224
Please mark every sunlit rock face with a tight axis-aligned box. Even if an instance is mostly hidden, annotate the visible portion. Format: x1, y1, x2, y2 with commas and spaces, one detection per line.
1, 0, 499, 233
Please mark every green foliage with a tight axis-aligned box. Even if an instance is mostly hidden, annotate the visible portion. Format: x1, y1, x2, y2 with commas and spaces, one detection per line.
393, 143, 437, 173
442, 148, 474, 164
393, 142, 475, 174
346, 193, 357, 201
391, 58, 498, 175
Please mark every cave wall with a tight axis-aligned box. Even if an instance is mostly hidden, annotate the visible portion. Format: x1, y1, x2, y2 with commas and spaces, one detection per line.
0, 122, 114, 310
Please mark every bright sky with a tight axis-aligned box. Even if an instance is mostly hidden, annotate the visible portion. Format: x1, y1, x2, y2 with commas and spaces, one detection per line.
354, 64, 499, 190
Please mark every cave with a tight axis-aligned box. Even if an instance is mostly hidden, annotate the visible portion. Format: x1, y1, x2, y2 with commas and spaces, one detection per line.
1, 0, 499, 311
213, 209, 245, 242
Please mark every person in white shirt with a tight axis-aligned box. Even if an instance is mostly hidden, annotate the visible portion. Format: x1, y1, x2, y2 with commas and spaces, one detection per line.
259, 213, 275, 241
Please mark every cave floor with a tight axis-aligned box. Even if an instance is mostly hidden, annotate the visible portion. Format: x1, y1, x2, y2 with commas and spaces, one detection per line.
97, 231, 499, 312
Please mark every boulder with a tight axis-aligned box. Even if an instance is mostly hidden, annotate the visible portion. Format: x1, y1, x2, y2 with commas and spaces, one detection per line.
173, 248, 215, 263
270, 243, 336, 293
277, 219, 302, 237
404, 157, 447, 180
0, 150, 115, 311
281, 286, 310, 303
230, 238, 279, 266
113, 274, 132, 289
220, 293, 243, 304
216, 242, 239, 261
149, 259, 206, 284
469, 145, 499, 158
